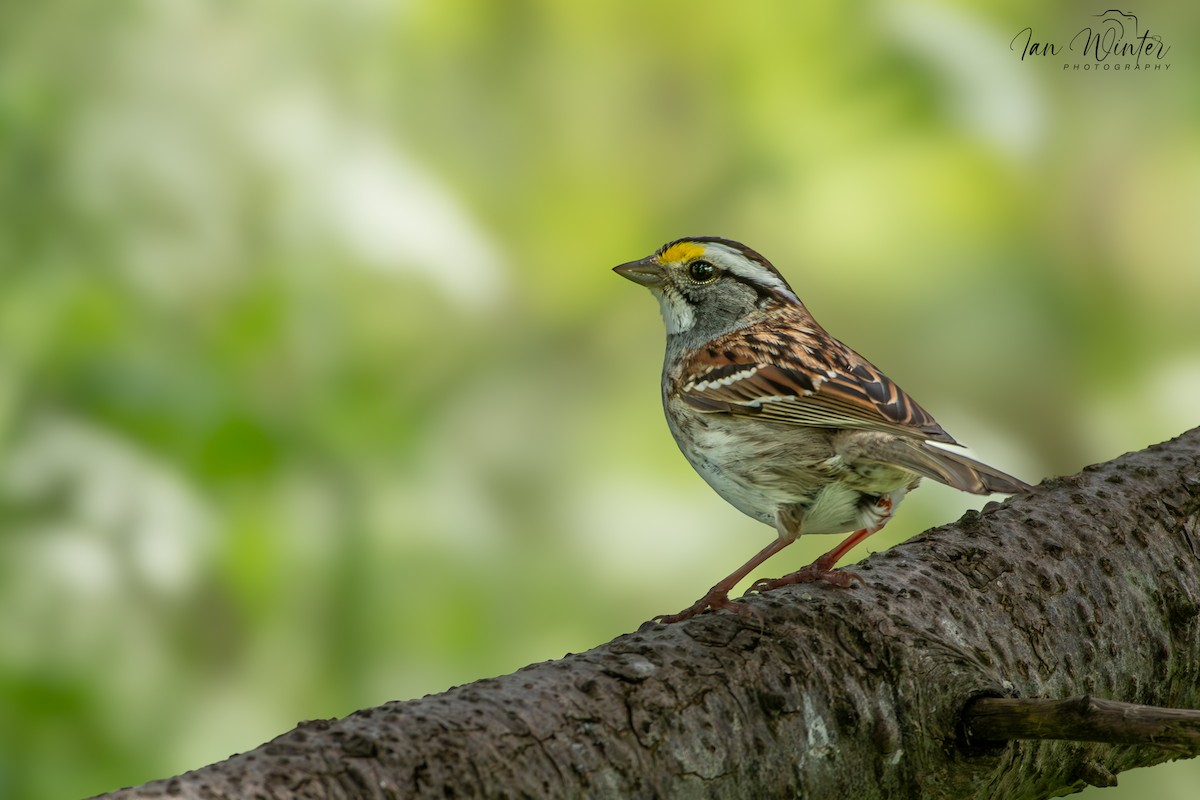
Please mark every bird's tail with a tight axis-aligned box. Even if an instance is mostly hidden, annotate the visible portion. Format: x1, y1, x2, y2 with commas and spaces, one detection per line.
895, 439, 1031, 495
845, 433, 1032, 495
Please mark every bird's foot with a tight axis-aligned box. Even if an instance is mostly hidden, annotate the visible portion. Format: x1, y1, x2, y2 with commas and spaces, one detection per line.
748, 563, 865, 593
652, 586, 757, 624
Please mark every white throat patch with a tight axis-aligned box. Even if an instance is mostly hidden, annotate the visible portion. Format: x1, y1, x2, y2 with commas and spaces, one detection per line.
655, 288, 696, 334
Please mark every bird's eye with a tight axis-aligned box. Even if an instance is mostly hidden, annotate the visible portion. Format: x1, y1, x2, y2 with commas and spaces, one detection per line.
687, 260, 717, 283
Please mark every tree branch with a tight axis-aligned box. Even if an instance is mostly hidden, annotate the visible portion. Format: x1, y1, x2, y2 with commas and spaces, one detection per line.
962, 696, 1200, 753
93, 429, 1200, 800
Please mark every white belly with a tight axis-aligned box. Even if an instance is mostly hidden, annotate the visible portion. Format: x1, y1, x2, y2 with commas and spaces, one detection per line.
665, 398, 916, 535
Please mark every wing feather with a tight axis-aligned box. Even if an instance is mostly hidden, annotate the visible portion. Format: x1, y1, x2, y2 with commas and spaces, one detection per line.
677, 307, 958, 444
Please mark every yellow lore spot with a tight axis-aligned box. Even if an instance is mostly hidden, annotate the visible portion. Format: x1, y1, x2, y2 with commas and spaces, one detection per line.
658, 241, 706, 264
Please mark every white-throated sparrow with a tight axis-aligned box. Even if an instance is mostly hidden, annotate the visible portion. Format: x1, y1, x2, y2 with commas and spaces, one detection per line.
614, 237, 1031, 623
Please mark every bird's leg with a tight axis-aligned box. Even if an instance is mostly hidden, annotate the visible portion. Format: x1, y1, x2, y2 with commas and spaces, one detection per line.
653, 513, 800, 624
750, 496, 895, 592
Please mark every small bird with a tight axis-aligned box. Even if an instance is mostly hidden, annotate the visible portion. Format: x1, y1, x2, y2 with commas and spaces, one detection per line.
614, 237, 1031, 623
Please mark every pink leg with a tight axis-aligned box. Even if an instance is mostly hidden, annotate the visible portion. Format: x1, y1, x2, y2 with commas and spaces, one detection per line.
654, 533, 796, 624
750, 497, 894, 593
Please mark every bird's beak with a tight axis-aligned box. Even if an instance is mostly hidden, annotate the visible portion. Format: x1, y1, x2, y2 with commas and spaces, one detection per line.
613, 258, 666, 288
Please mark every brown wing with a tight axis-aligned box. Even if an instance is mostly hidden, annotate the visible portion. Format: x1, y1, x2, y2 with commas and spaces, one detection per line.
677, 309, 958, 445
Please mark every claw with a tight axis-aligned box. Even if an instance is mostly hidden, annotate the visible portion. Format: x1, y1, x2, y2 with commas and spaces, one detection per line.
749, 564, 865, 594
652, 587, 758, 624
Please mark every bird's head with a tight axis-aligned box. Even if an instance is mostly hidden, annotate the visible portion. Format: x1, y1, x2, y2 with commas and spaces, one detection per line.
613, 237, 800, 337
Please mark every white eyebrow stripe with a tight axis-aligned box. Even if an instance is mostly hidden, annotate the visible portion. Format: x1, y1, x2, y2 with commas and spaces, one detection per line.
702, 243, 799, 302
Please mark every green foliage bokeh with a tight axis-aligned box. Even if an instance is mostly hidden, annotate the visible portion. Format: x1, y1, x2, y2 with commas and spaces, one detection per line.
1, 2, 1198, 797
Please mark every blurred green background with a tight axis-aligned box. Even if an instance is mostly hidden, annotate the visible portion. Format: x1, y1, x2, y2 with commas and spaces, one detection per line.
2, 1, 1198, 797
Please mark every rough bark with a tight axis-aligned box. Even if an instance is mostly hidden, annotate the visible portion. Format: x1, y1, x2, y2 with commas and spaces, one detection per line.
94, 429, 1200, 800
